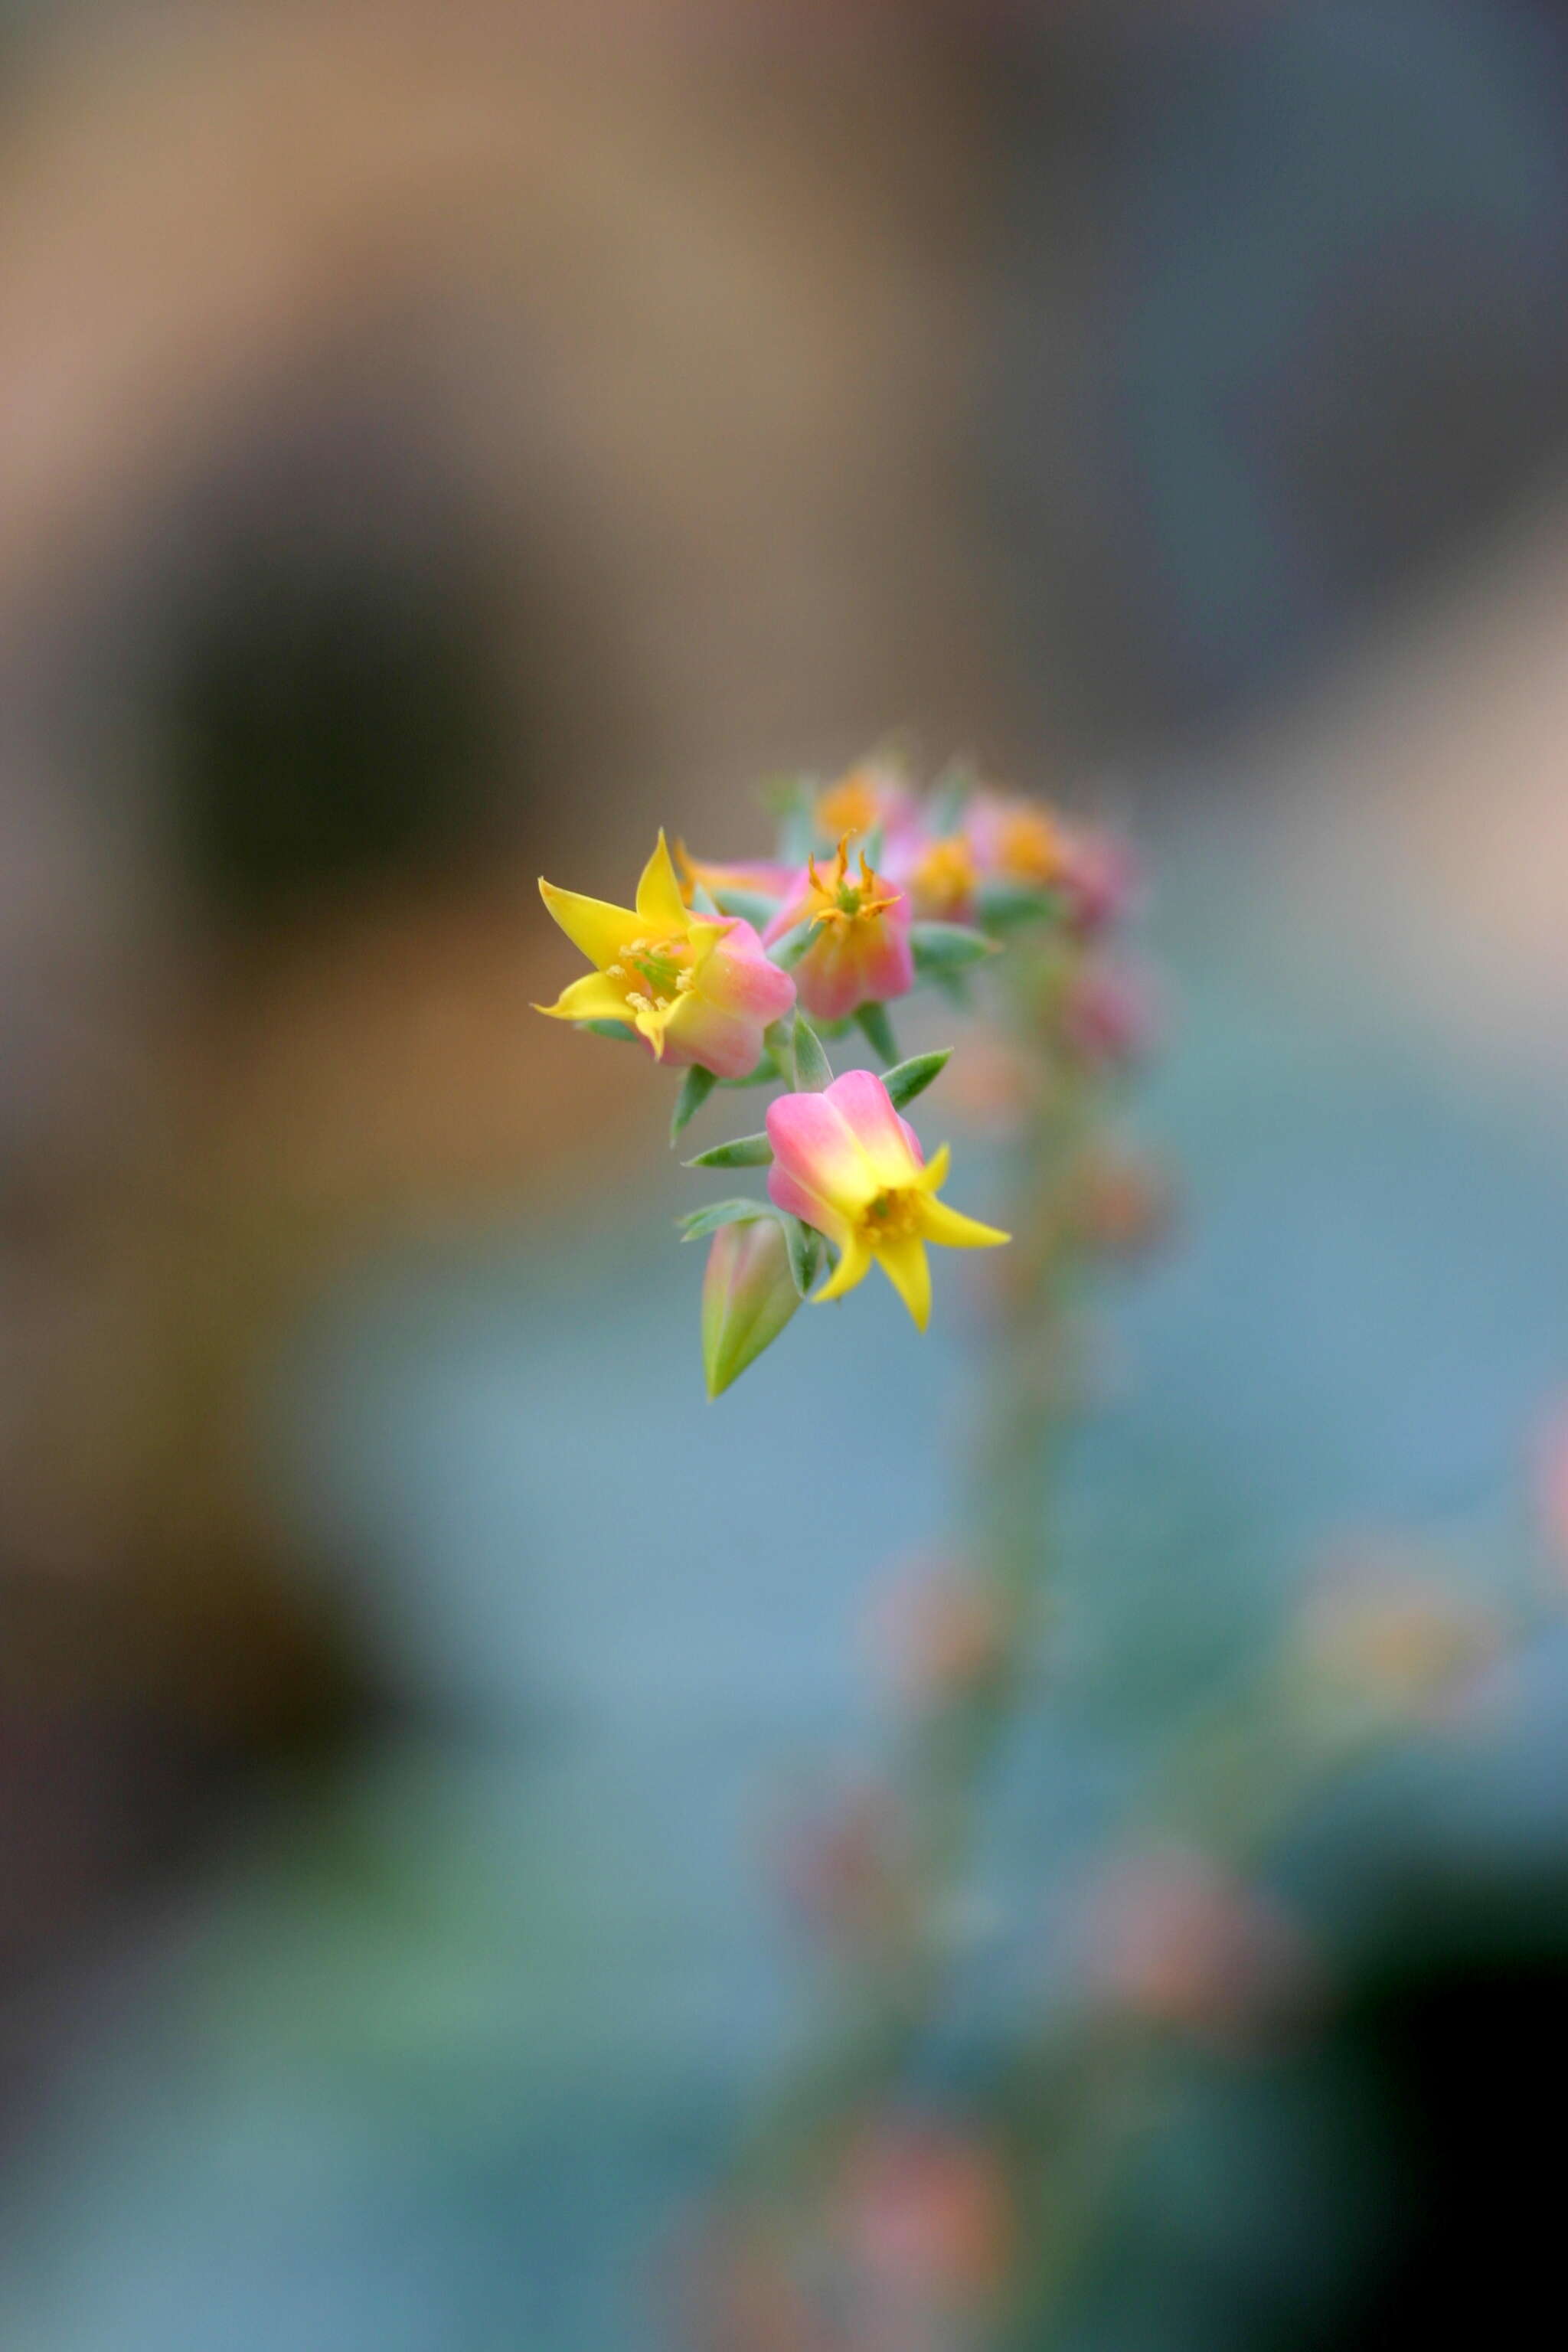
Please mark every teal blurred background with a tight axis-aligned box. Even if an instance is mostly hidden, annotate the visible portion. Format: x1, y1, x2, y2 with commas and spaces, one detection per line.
5, 4, 1568, 2346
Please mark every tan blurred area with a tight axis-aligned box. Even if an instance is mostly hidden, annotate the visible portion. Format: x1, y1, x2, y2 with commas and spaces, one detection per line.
1239, 479, 1568, 1079
0, 0, 1011, 1957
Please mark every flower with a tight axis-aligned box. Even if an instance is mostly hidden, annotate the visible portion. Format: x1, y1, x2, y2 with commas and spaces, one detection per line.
1057, 822, 1138, 934
773, 1782, 910, 1948
1083, 1848, 1316, 2040
814, 756, 916, 845
535, 831, 795, 1078
869, 1558, 1008, 1705
838, 2117, 1011, 2306
766, 1070, 1009, 1329
1297, 1549, 1501, 1726
966, 790, 1067, 890
762, 838, 915, 1021
701, 1217, 800, 1398
886, 828, 980, 923
1057, 957, 1158, 1070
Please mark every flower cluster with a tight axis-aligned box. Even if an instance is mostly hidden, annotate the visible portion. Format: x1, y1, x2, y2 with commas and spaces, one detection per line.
535, 752, 1139, 1393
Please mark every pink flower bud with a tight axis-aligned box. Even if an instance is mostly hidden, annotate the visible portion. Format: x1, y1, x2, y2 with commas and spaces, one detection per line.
1057, 958, 1158, 1070
1083, 1849, 1316, 2040
701, 1217, 801, 1398
838, 2117, 1011, 2305
1057, 824, 1140, 936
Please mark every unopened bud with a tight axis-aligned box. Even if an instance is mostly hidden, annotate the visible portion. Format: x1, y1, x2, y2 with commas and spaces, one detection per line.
701, 1215, 800, 1397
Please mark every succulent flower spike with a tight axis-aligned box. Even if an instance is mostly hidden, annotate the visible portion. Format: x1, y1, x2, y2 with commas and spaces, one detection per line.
535, 831, 795, 1079
766, 1070, 1008, 1329
763, 838, 916, 1021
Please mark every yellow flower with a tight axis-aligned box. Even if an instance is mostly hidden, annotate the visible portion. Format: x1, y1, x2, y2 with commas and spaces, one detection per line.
535, 832, 795, 1079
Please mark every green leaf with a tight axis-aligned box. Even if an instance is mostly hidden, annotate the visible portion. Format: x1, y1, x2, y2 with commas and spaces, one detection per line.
784, 1216, 823, 1297
977, 879, 1061, 933
910, 921, 998, 975
766, 920, 818, 970
578, 1018, 638, 1042
710, 887, 782, 930
688, 880, 721, 917
792, 1014, 833, 1093
928, 758, 976, 835
686, 1132, 773, 1168
678, 1197, 770, 1242
882, 1047, 951, 1110
670, 1065, 718, 1143
852, 1001, 899, 1065
763, 774, 815, 865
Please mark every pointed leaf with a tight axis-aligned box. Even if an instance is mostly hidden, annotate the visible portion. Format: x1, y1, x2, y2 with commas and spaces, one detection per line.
767, 920, 818, 970
977, 879, 1061, 933
688, 880, 722, 916
763, 774, 815, 865
792, 1015, 833, 1093
686, 1132, 773, 1169
784, 1216, 823, 1298
882, 1047, 952, 1110
910, 922, 998, 975
678, 1197, 771, 1243
852, 1001, 899, 1065
928, 758, 976, 835
711, 886, 781, 929
670, 1064, 718, 1143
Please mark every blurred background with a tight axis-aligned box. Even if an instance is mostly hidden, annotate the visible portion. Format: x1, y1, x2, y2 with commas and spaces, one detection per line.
5, 2, 1568, 2345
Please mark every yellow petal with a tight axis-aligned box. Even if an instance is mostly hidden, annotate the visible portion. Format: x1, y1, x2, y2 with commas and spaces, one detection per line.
917, 1142, 952, 1191
686, 916, 734, 977
539, 877, 639, 970
533, 972, 632, 1024
877, 1233, 931, 1330
813, 1229, 872, 1305
919, 1195, 1011, 1251
628, 998, 671, 1059
635, 830, 689, 933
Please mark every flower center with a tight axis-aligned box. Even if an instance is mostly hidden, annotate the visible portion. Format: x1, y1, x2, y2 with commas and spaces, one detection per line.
861, 1187, 923, 1241
807, 840, 898, 933
607, 935, 694, 1018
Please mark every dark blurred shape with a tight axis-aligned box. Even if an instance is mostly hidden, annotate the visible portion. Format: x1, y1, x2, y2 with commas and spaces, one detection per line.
1331, 1899, 1568, 2348
166, 547, 499, 924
